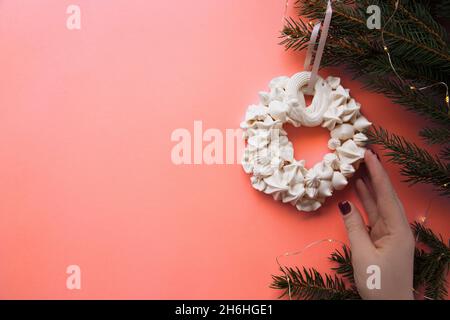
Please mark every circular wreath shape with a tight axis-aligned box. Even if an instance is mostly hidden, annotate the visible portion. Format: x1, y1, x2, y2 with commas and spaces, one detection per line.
241, 72, 372, 212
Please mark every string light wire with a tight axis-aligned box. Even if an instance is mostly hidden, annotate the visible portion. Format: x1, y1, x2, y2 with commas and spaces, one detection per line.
381, 0, 450, 111
276, 238, 346, 300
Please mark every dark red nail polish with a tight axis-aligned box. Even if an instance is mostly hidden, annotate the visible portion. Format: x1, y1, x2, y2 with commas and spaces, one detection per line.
369, 148, 380, 160
361, 175, 368, 184
338, 201, 351, 215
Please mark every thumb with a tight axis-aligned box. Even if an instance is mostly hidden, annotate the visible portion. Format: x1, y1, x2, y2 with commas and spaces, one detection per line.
338, 201, 375, 253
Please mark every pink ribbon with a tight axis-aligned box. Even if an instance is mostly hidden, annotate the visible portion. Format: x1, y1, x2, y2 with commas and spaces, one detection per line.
303, 22, 321, 70
304, 0, 333, 93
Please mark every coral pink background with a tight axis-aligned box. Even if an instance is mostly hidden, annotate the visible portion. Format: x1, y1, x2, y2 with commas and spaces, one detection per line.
0, 0, 448, 299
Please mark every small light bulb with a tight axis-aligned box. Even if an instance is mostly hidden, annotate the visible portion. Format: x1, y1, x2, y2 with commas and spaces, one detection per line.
446, 95, 449, 104
410, 86, 416, 90
383, 46, 388, 52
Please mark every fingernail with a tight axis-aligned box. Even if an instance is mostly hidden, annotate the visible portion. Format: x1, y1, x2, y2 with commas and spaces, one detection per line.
338, 201, 351, 215
369, 148, 380, 160
361, 175, 369, 185
359, 162, 367, 172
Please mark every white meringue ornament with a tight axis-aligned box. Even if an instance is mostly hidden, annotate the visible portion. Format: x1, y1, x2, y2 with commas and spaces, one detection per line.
341, 99, 360, 122
324, 153, 341, 170
353, 132, 369, 146
318, 180, 333, 198
332, 172, 348, 190
353, 116, 372, 132
322, 105, 344, 130
340, 162, 356, 177
241, 71, 372, 212
296, 198, 323, 212
337, 139, 365, 164
327, 138, 341, 150
268, 100, 290, 122
331, 124, 355, 141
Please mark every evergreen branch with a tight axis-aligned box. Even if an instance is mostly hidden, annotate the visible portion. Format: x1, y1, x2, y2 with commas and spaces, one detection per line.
420, 127, 450, 145
430, 0, 450, 20
394, 0, 447, 47
280, 18, 313, 51
413, 248, 448, 300
367, 127, 450, 196
365, 54, 450, 85
412, 222, 449, 253
329, 245, 354, 284
362, 78, 449, 127
296, 0, 450, 67
440, 146, 450, 161
425, 264, 448, 300
270, 267, 361, 300
412, 222, 450, 300
281, 1, 450, 84
281, 24, 450, 119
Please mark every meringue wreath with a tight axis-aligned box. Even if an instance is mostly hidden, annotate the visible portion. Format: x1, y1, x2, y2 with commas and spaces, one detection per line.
241, 72, 372, 212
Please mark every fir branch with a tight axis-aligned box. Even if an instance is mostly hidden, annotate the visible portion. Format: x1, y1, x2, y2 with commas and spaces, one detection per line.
440, 146, 450, 161
361, 77, 450, 127
413, 248, 449, 299
412, 222, 449, 253
430, 0, 450, 20
280, 18, 313, 51
333, 56, 450, 125
420, 127, 450, 145
329, 245, 354, 284
296, 0, 450, 68
379, 0, 449, 58
414, 249, 449, 299
394, 0, 447, 47
270, 267, 360, 300
281, 1, 450, 84
412, 222, 450, 300
365, 54, 450, 85
367, 127, 450, 195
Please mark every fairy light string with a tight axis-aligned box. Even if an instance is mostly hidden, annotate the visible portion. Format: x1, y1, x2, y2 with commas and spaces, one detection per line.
276, 238, 346, 300
381, 0, 450, 113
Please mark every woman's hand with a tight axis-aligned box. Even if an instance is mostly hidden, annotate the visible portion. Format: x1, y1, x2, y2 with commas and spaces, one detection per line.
338, 149, 415, 300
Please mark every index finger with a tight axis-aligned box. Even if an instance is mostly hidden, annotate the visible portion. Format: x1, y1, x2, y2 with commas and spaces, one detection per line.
363, 149, 405, 227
